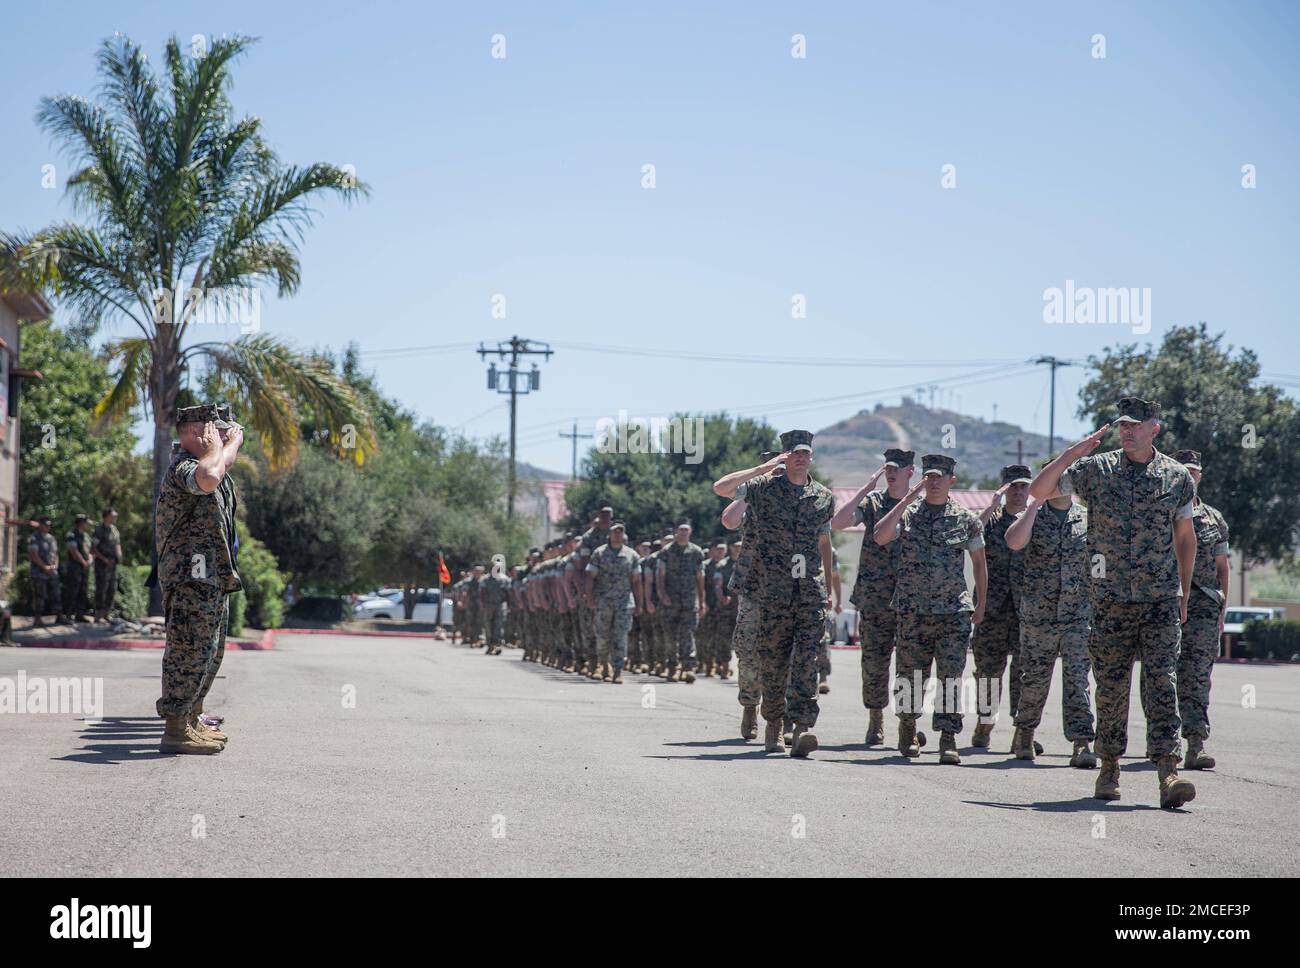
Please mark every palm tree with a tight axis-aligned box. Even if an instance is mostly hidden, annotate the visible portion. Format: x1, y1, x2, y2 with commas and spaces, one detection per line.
1, 33, 377, 501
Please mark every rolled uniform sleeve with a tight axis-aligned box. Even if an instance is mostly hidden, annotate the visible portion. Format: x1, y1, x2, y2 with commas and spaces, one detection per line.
734, 481, 750, 500
1174, 474, 1196, 521
964, 514, 985, 551
585, 561, 598, 575
1212, 509, 1230, 557
175, 457, 206, 496
1057, 456, 1098, 504
851, 504, 867, 526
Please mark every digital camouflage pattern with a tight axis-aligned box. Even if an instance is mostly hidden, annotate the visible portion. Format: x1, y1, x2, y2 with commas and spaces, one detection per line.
658, 540, 704, 672
1014, 621, 1095, 741
92, 521, 122, 562
480, 571, 512, 646
153, 449, 241, 593
971, 506, 1021, 721
1013, 501, 1091, 626
887, 498, 984, 614
894, 612, 970, 734
736, 472, 834, 726
588, 542, 641, 670
1057, 448, 1195, 604
1090, 599, 1182, 760
156, 581, 229, 717
1180, 499, 1230, 740
28, 531, 63, 616
63, 528, 93, 616
848, 491, 901, 609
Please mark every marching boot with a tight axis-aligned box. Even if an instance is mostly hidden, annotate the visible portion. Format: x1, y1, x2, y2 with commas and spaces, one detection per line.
1094, 758, 1121, 800
1158, 755, 1196, 809
782, 717, 794, 748
741, 706, 758, 740
1070, 740, 1098, 769
601, 662, 613, 682
611, 665, 624, 685
790, 724, 819, 758
681, 669, 696, 684
764, 719, 786, 754
897, 719, 920, 758
818, 674, 830, 695
1185, 737, 1215, 770
666, 668, 679, 682
971, 722, 994, 748
1014, 726, 1036, 761
865, 708, 885, 746
939, 730, 961, 765
159, 716, 222, 755
189, 713, 227, 744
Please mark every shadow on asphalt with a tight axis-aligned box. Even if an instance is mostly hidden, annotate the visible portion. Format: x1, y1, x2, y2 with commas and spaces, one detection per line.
964, 798, 1165, 813
642, 750, 774, 762
53, 717, 170, 765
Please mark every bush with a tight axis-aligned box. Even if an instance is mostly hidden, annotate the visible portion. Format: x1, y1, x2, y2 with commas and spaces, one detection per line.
1242, 619, 1300, 661
113, 565, 153, 621
227, 589, 246, 637
234, 522, 285, 631
286, 596, 348, 623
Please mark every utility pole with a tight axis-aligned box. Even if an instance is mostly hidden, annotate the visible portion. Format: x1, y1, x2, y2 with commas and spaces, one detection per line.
1006, 440, 1041, 466
558, 420, 593, 480
1032, 355, 1075, 456
478, 336, 553, 521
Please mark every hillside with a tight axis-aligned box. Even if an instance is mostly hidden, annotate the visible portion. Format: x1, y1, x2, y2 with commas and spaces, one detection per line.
814, 396, 1056, 488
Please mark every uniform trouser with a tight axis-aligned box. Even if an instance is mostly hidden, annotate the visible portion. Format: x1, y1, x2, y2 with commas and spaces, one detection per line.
713, 603, 737, 668
1178, 594, 1221, 740
594, 602, 634, 670
63, 565, 90, 616
31, 571, 63, 617
628, 613, 643, 667
581, 604, 599, 665
971, 604, 1021, 724
663, 603, 698, 671
818, 610, 833, 677
859, 607, 898, 710
157, 582, 229, 718
697, 608, 715, 665
1091, 599, 1182, 761
93, 562, 117, 615
757, 596, 823, 727
485, 603, 507, 646
732, 595, 762, 707
1013, 617, 1096, 741
649, 608, 667, 666
895, 611, 971, 734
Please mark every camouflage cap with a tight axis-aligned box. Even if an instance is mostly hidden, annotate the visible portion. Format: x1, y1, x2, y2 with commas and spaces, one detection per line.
1001, 464, 1032, 485
883, 448, 915, 468
651, 539, 664, 549
598, 505, 614, 514
759, 451, 780, 462
74, 513, 89, 522
712, 542, 727, 550
921, 454, 957, 477
1114, 396, 1161, 424
779, 429, 814, 452
1174, 449, 1202, 469
175, 403, 233, 428
675, 519, 692, 529
609, 522, 626, 532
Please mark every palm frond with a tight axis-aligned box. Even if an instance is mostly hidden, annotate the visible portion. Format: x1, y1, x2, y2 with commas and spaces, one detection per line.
92, 336, 152, 430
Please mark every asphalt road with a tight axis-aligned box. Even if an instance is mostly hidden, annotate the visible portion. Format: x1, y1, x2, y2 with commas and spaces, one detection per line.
2, 635, 1296, 877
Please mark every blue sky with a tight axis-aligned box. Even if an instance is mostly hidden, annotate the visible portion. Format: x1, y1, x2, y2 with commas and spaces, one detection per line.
3, 0, 1297, 476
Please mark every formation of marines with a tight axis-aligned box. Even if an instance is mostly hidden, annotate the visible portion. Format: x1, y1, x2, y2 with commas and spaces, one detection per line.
25, 508, 122, 627
445, 396, 1230, 810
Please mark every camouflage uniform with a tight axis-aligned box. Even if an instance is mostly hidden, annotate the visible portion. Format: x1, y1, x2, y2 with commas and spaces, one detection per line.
1012, 500, 1096, 741
1180, 500, 1229, 741
587, 542, 641, 674
849, 491, 903, 711
712, 554, 738, 670
28, 531, 64, 618
727, 515, 763, 708
888, 498, 984, 734
63, 526, 93, 618
700, 555, 722, 667
736, 472, 834, 727
480, 571, 512, 648
577, 524, 610, 669
659, 540, 705, 674
1057, 447, 1195, 761
91, 520, 122, 617
971, 507, 1022, 723
152, 439, 241, 718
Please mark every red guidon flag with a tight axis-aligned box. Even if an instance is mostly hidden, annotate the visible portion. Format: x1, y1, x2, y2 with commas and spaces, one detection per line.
438, 554, 451, 586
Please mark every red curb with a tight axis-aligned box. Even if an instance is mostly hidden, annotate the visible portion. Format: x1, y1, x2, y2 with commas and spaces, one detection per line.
12, 625, 442, 652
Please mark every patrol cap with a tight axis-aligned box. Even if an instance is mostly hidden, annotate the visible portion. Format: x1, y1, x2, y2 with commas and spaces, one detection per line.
1001, 464, 1032, 485
1174, 449, 1202, 470
651, 539, 663, 549
759, 451, 779, 462
779, 429, 814, 453
675, 519, 692, 529
528, 547, 541, 555
728, 538, 742, 546
175, 403, 233, 428
883, 448, 915, 468
598, 505, 614, 514
1114, 397, 1161, 424
609, 522, 626, 533
921, 454, 957, 477
713, 542, 727, 550
74, 513, 89, 522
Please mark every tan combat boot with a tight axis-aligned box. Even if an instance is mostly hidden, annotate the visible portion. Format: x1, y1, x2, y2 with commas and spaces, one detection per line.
1070, 740, 1097, 769
681, 669, 696, 684
718, 663, 731, 679
971, 722, 994, 748
818, 674, 830, 695
764, 720, 786, 753
741, 706, 758, 740
1014, 726, 1036, 761
865, 708, 885, 746
159, 716, 223, 755
601, 662, 613, 682
1158, 756, 1196, 809
1185, 737, 1215, 770
939, 730, 961, 765
189, 714, 227, 744
782, 718, 794, 748
898, 719, 920, 758
611, 666, 624, 684
1094, 758, 1121, 800
790, 724, 818, 758
666, 668, 679, 682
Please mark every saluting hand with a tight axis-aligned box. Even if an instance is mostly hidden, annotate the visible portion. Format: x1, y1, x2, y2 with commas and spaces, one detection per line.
198, 421, 222, 458
1065, 424, 1110, 461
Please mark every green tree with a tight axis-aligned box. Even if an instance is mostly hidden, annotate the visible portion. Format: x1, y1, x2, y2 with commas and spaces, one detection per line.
18, 321, 153, 561
0, 34, 376, 510
1078, 324, 1300, 585
563, 413, 806, 549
